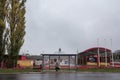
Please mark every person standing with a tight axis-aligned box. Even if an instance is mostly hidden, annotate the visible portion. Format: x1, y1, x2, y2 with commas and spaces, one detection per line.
55, 62, 60, 72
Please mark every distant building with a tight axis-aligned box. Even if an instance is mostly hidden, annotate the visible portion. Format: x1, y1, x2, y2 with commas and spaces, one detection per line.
26, 55, 43, 66
113, 50, 120, 62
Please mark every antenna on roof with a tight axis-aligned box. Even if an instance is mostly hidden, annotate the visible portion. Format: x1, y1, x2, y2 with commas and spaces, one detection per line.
59, 48, 61, 52
54, 48, 64, 54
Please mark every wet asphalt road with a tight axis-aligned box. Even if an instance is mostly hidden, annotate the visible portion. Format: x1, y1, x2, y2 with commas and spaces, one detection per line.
0, 72, 120, 80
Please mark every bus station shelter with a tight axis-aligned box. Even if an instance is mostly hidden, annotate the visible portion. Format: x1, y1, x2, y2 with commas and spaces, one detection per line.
41, 54, 77, 70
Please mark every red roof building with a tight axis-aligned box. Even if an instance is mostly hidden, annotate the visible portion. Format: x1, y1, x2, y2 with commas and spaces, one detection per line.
78, 47, 112, 67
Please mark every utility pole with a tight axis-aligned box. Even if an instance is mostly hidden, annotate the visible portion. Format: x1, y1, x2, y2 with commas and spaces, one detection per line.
97, 39, 100, 67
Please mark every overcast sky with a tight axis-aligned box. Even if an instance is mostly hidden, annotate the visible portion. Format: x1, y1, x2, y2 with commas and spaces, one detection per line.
21, 0, 120, 55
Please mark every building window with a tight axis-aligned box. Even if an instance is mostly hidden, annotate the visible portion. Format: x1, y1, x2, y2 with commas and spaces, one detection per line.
88, 57, 96, 62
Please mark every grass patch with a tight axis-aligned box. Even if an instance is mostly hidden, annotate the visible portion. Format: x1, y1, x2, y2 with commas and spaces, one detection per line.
0, 68, 41, 73
0, 68, 120, 73
77, 68, 120, 72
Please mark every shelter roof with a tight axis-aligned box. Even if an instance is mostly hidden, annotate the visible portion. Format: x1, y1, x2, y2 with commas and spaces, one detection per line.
41, 54, 77, 56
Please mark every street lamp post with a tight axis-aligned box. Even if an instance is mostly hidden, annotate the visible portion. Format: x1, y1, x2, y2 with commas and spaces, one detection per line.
104, 39, 107, 67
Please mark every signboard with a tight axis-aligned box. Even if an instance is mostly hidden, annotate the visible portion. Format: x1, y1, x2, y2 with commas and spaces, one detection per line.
35, 60, 42, 66
17, 60, 33, 68
87, 62, 97, 65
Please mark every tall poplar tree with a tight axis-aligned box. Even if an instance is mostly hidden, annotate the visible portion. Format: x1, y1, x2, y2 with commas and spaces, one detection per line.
0, 0, 7, 68
7, 0, 26, 68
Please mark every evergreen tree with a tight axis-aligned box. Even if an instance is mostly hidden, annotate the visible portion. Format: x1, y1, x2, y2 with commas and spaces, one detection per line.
7, 0, 26, 68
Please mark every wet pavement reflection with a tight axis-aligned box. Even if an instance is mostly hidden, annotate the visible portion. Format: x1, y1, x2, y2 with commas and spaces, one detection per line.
0, 72, 120, 80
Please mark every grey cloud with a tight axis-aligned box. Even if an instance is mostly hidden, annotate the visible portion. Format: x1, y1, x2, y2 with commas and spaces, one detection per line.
21, 0, 120, 55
